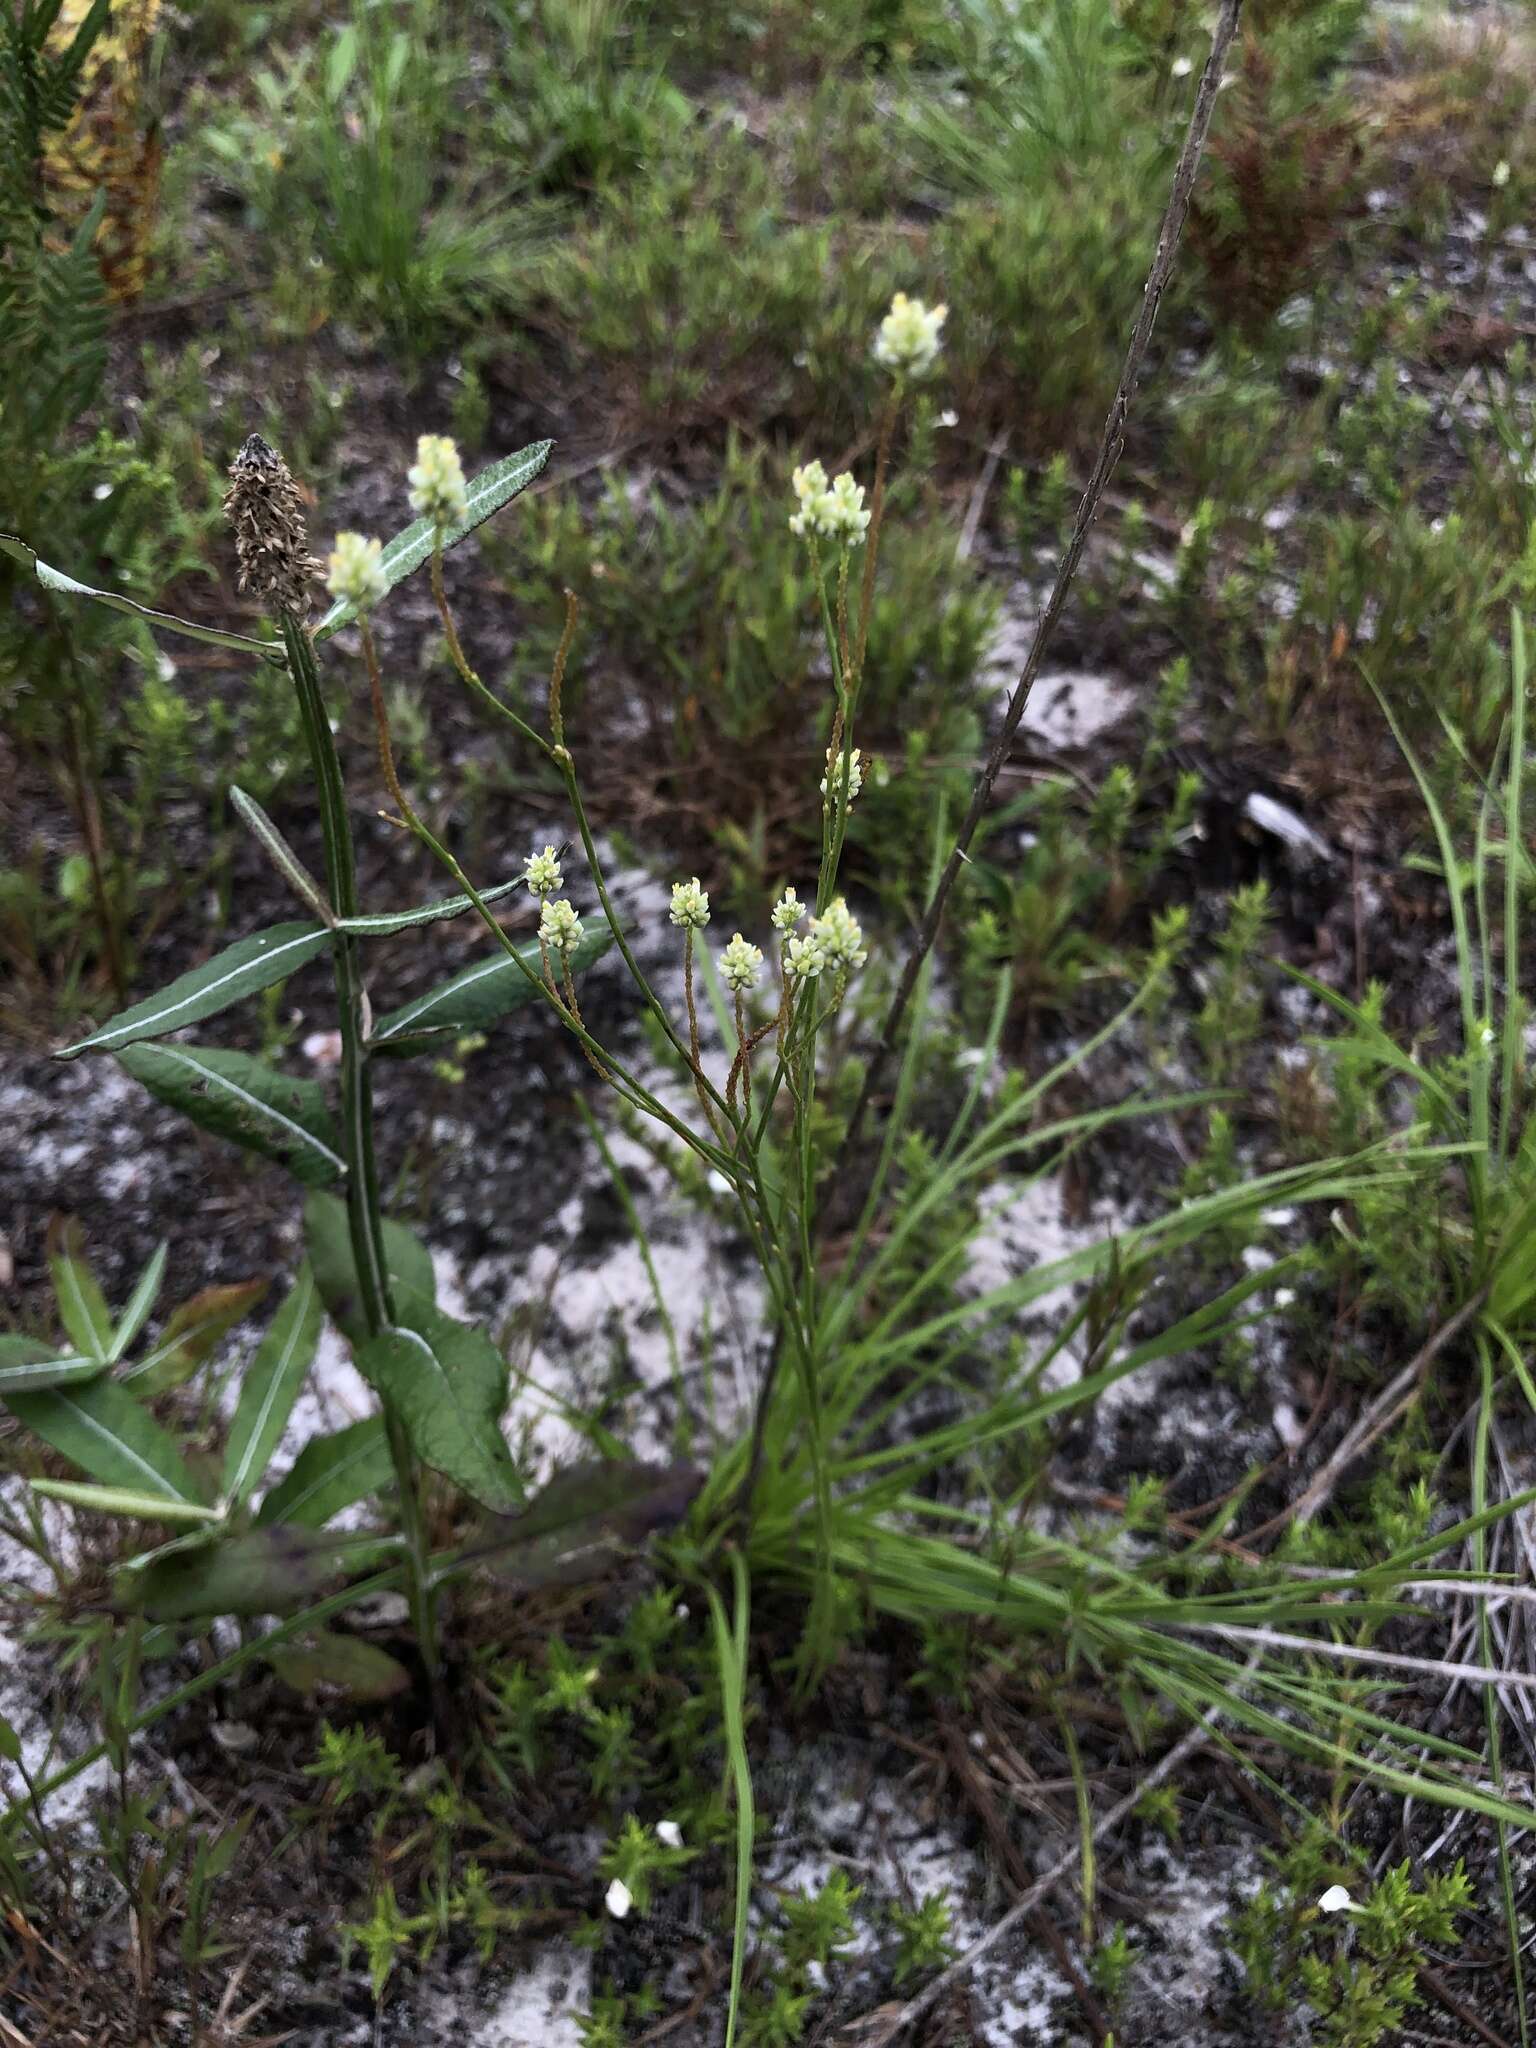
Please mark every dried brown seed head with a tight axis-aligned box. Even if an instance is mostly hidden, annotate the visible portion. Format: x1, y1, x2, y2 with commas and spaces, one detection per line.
224, 433, 320, 619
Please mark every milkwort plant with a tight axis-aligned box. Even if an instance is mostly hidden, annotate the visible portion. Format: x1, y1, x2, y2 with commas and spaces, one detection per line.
8, 307, 1536, 2026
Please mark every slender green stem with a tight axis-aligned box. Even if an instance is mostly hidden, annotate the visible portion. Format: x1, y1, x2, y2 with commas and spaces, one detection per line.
280, 613, 441, 1705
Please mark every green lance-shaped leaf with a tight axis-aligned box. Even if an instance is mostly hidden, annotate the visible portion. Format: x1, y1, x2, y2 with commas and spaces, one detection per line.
32, 1480, 221, 1525
47, 1217, 113, 1361
229, 787, 336, 925
303, 1190, 436, 1344
0, 534, 284, 661
256, 1418, 393, 1529
5, 1377, 206, 1507
334, 877, 524, 937
56, 922, 332, 1059
372, 922, 613, 1055
108, 1242, 169, 1363
355, 1298, 523, 1514
464, 1459, 703, 1591
265, 1632, 411, 1701
125, 1278, 270, 1393
311, 439, 553, 641
0, 1337, 104, 1395
222, 1265, 323, 1505
119, 1525, 340, 1621
118, 1043, 346, 1188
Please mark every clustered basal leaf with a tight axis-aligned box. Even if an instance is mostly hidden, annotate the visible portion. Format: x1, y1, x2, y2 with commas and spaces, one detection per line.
407, 433, 468, 529
539, 898, 584, 953
523, 844, 564, 897
720, 934, 764, 993
872, 290, 947, 379
326, 532, 388, 611
224, 434, 321, 619
669, 877, 710, 930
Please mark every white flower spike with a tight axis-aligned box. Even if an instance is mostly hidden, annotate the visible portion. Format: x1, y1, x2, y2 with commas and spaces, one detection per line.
720, 934, 764, 993
873, 291, 947, 379
656, 1820, 684, 1850
670, 877, 711, 930
539, 898, 583, 954
408, 433, 468, 529
785, 930, 826, 979
325, 531, 388, 611
523, 845, 563, 898
771, 888, 807, 933
788, 462, 869, 547
811, 897, 867, 974
605, 1878, 633, 1920
821, 745, 864, 806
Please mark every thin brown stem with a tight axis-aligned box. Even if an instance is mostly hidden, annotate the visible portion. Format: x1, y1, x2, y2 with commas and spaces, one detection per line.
828, 0, 1244, 1204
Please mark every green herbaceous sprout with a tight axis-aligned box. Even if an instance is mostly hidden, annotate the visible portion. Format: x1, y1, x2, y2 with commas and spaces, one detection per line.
407, 433, 468, 529
326, 530, 388, 610
720, 934, 764, 992
539, 897, 584, 953
523, 844, 564, 896
872, 290, 947, 378
669, 876, 711, 929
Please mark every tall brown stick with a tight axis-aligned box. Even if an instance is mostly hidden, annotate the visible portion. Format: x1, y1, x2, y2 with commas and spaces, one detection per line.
830, 0, 1243, 1194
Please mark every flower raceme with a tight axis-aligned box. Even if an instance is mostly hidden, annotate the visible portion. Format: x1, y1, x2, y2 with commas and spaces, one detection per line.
408, 433, 469, 530
771, 888, 806, 933
325, 531, 388, 610
669, 877, 711, 930
821, 745, 863, 807
788, 462, 870, 548
523, 845, 563, 897
539, 898, 584, 954
873, 290, 947, 379
720, 934, 764, 993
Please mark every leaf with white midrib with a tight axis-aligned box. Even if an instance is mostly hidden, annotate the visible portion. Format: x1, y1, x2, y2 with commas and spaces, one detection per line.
223, 1266, 322, 1504
57, 922, 331, 1059
4, 1377, 204, 1504
119, 1043, 345, 1186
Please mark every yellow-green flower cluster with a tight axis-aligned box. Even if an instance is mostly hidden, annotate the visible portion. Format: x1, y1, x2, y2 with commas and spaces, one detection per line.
325, 531, 388, 610
408, 433, 468, 529
720, 933, 764, 992
771, 888, 806, 933
821, 745, 864, 806
539, 898, 583, 953
873, 291, 947, 379
788, 462, 870, 548
669, 877, 711, 930
523, 845, 563, 897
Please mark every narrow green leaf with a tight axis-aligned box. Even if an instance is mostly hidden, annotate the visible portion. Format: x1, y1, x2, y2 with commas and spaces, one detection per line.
0, 534, 282, 661
119, 1526, 338, 1620
465, 1460, 702, 1590
46, 1215, 112, 1361
265, 1632, 411, 1700
56, 922, 331, 1059
0, 1337, 103, 1394
372, 922, 612, 1054
230, 787, 335, 926
304, 1190, 435, 1344
355, 1299, 522, 1513
222, 1266, 323, 1505
5, 1378, 205, 1504
256, 1418, 393, 1528
311, 440, 553, 642
118, 1043, 345, 1187
108, 1242, 168, 1363
127, 1279, 270, 1393
335, 877, 522, 937
31, 1480, 221, 1524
